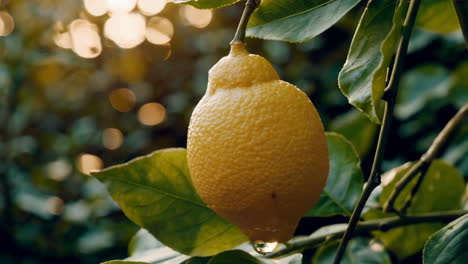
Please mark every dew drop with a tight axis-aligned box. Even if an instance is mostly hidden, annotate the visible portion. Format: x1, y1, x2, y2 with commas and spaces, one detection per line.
253, 240, 279, 254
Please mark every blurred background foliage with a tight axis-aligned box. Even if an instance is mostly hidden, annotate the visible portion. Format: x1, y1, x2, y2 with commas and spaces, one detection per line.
0, 0, 466, 263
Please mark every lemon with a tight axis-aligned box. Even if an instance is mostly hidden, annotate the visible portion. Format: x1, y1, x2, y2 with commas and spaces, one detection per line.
187, 43, 329, 243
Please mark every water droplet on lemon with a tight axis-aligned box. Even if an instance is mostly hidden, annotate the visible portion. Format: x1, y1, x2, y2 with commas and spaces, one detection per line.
253, 241, 279, 254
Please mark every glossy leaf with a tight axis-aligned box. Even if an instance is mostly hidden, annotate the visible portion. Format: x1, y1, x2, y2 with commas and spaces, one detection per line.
308, 132, 364, 216
366, 160, 465, 259
313, 237, 392, 264
339, 0, 407, 123
170, 0, 240, 9
207, 250, 261, 264
396, 65, 452, 119
246, 0, 361, 42
93, 148, 247, 257
330, 109, 378, 157
423, 214, 468, 264
416, 0, 460, 34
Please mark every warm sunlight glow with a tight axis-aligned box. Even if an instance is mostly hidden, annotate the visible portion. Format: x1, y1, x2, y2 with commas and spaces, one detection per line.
54, 31, 72, 49
104, 12, 145, 49
84, 0, 108, 16
108, 88, 136, 112
77, 153, 103, 175
145, 16, 173, 45
45, 197, 64, 215
69, 19, 102, 58
0, 11, 15, 36
47, 160, 72, 181
138, 102, 166, 126
102, 128, 124, 150
138, 0, 166, 16
181, 6, 212, 29
106, 0, 137, 14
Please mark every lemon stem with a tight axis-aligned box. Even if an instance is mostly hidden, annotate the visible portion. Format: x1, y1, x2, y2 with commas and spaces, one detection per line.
231, 0, 260, 44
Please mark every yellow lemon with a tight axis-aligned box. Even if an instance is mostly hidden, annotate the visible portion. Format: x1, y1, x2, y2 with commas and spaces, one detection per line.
187, 43, 329, 243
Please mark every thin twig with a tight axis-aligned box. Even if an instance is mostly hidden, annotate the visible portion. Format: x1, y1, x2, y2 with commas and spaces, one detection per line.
332, 0, 422, 263
267, 210, 467, 258
383, 104, 468, 213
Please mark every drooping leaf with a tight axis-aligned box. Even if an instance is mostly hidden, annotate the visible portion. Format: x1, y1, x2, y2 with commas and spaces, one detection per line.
307, 132, 364, 216
312, 237, 392, 264
395, 65, 452, 119
246, 0, 361, 42
330, 109, 378, 157
365, 160, 465, 259
423, 214, 468, 264
416, 0, 461, 34
339, 0, 408, 123
170, 0, 240, 9
207, 250, 261, 264
93, 148, 247, 257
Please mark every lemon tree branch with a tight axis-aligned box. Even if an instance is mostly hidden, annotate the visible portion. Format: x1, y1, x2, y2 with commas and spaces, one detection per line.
266, 210, 467, 258
231, 0, 260, 44
383, 104, 468, 214
332, 0, 422, 263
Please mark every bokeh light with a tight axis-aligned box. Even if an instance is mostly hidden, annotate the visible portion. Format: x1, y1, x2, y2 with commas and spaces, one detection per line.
108, 88, 136, 112
138, 102, 166, 126
145, 16, 173, 45
77, 153, 103, 175
69, 19, 102, 58
181, 5, 213, 29
0, 11, 15, 36
45, 197, 64, 215
84, 0, 108, 17
104, 12, 146, 49
106, 0, 137, 14
46, 160, 72, 181
138, 0, 166, 16
102, 128, 124, 150
54, 31, 72, 49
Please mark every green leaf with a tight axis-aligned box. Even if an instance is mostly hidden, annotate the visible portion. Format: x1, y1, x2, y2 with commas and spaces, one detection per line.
366, 160, 465, 259
308, 132, 364, 216
416, 0, 460, 34
170, 0, 240, 9
93, 148, 247, 257
313, 237, 392, 264
246, 0, 361, 42
330, 109, 378, 157
207, 250, 261, 264
396, 65, 452, 119
339, 0, 408, 123
423, 214, 468, 264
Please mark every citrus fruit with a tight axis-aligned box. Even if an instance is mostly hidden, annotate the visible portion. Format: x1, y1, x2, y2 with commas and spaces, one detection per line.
187, 43, 329, 243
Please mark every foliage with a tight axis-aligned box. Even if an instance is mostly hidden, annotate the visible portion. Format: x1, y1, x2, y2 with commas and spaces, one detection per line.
423, 214, 468, 264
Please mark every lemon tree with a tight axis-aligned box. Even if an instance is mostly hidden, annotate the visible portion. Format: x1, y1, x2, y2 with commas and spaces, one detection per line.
93, 0, 468, 263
